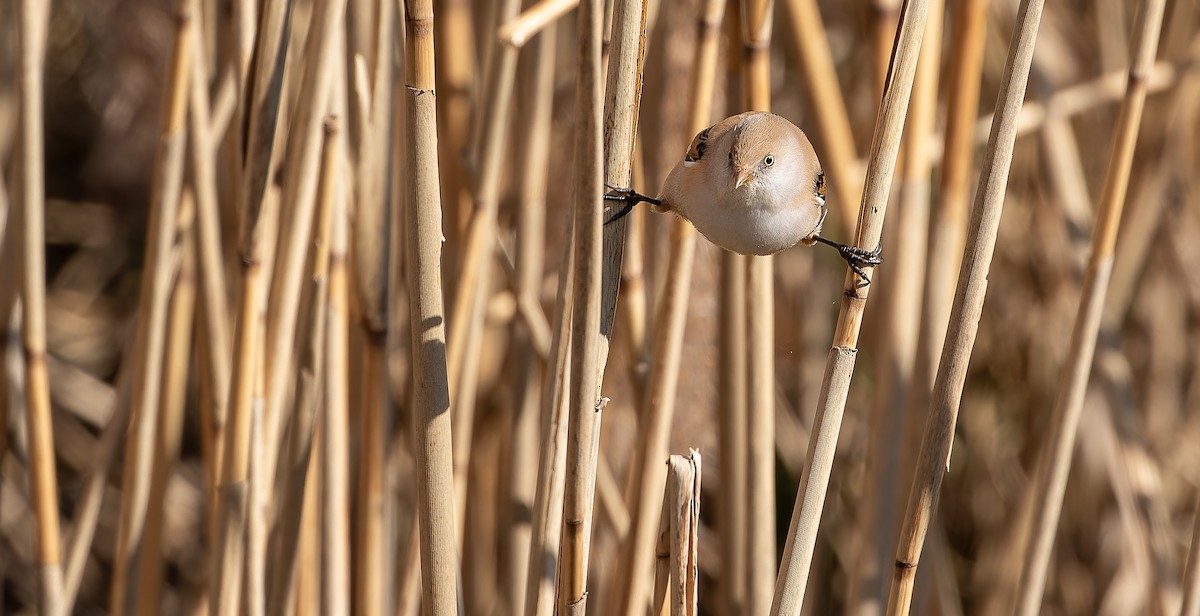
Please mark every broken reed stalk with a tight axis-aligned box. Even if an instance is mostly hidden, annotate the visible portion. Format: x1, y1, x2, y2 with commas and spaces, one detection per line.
608, 0, 722, 612
508, 16, 557, 616
771, 0, 933, 611
740, 0, 776, 610
15, 0, 64, 610
662, 453, 703, 616
322, 117, 352, 616
887, 0, 1047, 612
848, 1, 941, 611
404, 0, 460, 610
780, 0, 861, 231
1014, 1, 1166, 613
110, 7, 192, 614
137, 206, 195, 616
559, 0, 605, 610
718, 7, 748, 614
261, 0, 349, 504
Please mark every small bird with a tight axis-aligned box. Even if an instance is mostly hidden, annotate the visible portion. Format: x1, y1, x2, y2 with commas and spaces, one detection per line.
606, 111, 882, 282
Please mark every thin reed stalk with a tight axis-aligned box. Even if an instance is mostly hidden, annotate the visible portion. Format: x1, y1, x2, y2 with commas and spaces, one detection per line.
1014, 1, 1167, 613
135, 195, 196, 616
264, 131, 335, 614
608, 0, 721, 612
559, 0, 605, 609
186, 0, 232, 499
887, 0, 1047, 612
499, 0, 579, 47
433, 0, 475, 270
849, 1, 942, 611
261, 0, 349, 508
524, 222, 574, 616
445, 0, 522, 553
772, 0, 934, 611
403, 0, 460, 610
507, 14, 557, 615
111, 8, 192, 613
15, 0, 64, 610
322, 117, 352, 616
740, 0, 776, 610
780, 0, 861, 230
718, 7, 748, 613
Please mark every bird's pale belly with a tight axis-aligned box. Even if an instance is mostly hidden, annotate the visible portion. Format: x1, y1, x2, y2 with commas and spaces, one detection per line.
684, 203, 818, 256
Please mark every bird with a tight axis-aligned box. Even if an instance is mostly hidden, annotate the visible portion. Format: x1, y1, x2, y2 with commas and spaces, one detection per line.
605, 111, 882, 283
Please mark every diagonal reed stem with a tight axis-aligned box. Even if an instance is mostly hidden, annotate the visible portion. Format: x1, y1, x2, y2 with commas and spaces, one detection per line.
772, 0, 933, 612
887, 0, 1048, 612
1014, 1, 1167, 613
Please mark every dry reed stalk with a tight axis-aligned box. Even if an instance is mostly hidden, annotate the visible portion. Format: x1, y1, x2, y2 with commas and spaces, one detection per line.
260, 0, 349, 503
848, 1, 942, 611
779, 0, 862, 231
771, 0, 934, 612
718, 7, 748, 613
349, 5, 394, 614
110, 8, 193, 614
500, 0, 578, 46
524, 226, 575, 616
607, 0, 721, 612
911, 0, 987, 408
871, 0, 902, 99
186, 0, 233, 500
136, 203, 196, 616
444, 0, 522, 553
264, 136, 334, 614
14, 0, 63, 610
321, 117, 352, 616
886, 0, 1047, 612
433, 0, 475, 263
1014, 1, 1166, 613
559, 0, 606, 610
969, 59, 1179, 147
656, 452, 702, 616
507, 16, 557, 615
403, 0, 461, 610
1182, 494, 1200, 616
739, 0, 776, 610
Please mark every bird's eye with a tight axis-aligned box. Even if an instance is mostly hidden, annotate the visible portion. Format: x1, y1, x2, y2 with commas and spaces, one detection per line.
764, 155, 775, 167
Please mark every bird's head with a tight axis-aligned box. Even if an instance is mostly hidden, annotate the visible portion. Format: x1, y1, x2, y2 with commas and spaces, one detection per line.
726, 115, 825, 209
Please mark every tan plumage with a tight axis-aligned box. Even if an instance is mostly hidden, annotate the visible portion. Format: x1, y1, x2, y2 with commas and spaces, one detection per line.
656, 112, 828, 256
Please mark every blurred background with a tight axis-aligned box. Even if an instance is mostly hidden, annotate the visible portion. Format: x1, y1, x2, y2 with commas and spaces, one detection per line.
1, 0, 1199, 614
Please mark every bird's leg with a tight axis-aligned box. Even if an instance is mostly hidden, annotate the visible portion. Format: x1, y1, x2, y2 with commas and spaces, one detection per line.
603, 184, 662, 224
812, 236, 884, 286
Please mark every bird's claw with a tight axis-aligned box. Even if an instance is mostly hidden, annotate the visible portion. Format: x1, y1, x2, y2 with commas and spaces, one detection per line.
602, 185, 660, 224
838, 243, 883, 287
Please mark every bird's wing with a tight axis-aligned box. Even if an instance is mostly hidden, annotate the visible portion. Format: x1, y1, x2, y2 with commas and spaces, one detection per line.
683, 112, 756, 163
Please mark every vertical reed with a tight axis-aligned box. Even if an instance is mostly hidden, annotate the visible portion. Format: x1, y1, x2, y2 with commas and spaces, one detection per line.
559, 0, 605, 609
608, 0, 722, 611
403, 0, 460, 610
15, 0, 64, 610
740, 0, 776, 610
111, 7, 192, 613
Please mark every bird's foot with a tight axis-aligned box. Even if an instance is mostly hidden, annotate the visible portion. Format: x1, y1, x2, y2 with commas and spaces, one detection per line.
603, 185, 661, 224
813, 236, 883, 286
839, 243, 883, 286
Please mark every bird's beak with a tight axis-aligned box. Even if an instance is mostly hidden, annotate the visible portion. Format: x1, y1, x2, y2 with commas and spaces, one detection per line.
735, 167, 754, 189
